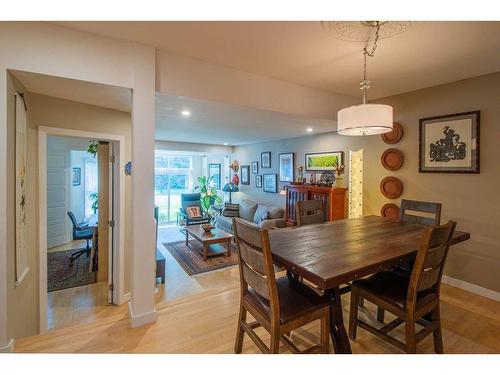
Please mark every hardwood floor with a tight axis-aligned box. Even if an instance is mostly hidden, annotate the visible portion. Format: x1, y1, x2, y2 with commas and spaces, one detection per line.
35, 226, 499, 353
17, 282, 500, 353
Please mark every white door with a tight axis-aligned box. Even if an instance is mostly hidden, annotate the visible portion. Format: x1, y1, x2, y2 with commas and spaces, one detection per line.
46, 150, 71, 249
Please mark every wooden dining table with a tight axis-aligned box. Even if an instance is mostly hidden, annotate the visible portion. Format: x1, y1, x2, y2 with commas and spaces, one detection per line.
268, 215, 471, 354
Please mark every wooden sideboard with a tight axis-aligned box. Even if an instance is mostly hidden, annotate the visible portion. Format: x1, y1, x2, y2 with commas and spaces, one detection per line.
284, 185, 348, 225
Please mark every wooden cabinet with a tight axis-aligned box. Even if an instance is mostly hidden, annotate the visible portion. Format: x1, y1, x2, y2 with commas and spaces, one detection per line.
285, 185, 348, 225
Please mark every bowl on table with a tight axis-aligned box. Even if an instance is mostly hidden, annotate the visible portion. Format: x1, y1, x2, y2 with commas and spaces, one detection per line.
202, 224, 214, 232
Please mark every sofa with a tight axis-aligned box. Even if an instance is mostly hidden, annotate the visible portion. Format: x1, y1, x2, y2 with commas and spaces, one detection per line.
216, 199, 286, 233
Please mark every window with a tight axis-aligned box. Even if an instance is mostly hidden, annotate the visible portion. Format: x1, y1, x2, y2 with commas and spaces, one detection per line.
154, 152, 195, 224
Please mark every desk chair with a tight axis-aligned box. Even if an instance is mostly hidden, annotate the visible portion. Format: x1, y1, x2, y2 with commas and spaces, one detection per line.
67, 211, 94, 266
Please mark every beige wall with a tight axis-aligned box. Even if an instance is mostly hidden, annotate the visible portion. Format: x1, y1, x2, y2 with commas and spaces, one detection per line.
8, 89, 132, 339
6, 73, 38, 339
234, 72, 500, 293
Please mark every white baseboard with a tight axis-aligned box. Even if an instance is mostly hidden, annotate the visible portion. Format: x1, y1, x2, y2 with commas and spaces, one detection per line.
128, 302, 157, 328
0, 338, 15, 353
119, 292, 131, 305
442, 275, 500, 301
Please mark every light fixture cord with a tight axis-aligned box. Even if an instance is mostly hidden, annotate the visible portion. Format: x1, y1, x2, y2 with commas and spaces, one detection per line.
361, 21, 381, 103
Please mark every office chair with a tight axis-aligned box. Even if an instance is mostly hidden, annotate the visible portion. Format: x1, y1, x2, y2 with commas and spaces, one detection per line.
67, 211, 94, 265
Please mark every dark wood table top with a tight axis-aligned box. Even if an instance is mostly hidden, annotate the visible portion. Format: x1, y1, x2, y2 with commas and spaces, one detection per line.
268, 215, 470, 290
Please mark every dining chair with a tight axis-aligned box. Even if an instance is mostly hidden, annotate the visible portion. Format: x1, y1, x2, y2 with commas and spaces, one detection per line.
296, 200, 326, 227
348, 221, 457, 353
377, 199, 443, 322
399, 199, 442, 226
232, 217, 330, 354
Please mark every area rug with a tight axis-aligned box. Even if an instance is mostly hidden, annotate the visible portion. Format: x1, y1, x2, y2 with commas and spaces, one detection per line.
47, 249, 96, 292
163, 240, 238, 276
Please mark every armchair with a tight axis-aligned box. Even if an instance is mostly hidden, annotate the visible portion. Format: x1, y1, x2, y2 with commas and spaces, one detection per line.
178, 193, 211, 226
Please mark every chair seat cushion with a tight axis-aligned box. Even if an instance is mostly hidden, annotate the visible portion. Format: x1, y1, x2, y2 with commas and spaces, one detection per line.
245, 277, 328, 324
352, 270, 436, 310
74, 228, 94, 239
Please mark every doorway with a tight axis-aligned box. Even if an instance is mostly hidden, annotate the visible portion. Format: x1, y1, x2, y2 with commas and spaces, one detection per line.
39, 127, 125, 333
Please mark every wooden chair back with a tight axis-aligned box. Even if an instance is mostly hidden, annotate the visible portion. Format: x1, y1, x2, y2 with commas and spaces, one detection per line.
296, 200, 326, 226
399, 199, 442, 226
407, 221, 456, 308
233, 218, 280, 322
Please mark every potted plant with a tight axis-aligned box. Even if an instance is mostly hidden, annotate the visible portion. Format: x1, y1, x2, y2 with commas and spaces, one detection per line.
195, 176, 223, 213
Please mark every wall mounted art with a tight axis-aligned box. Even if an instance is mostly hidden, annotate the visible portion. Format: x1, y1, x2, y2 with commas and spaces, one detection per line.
381, 122, 404, 144
255, 174, 262, 188
419, 111, 480, 173
261, 152, 271, 168
252, 161, 258, 174
380, 203, 400, 219
240, 165, 250, 185
305, 151, 344, 172
380, 176, 403, 199
279, 153, 294, 182
381, 148, 404, 171
263, 173, 278, 193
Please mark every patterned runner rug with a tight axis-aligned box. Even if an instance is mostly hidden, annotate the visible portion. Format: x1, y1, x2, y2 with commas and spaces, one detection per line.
163, 240, 238, 276
47, 248, 96, 292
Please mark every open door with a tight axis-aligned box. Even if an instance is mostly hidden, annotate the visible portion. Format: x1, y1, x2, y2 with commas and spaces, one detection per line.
97, 141, 114, 304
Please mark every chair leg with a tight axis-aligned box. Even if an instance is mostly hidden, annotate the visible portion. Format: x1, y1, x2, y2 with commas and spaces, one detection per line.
405, 318, 417, 354
431, 306, 444, 354
270, 326, 280, 354
234, 305, 247, 354
348, 289, 359, 340
377, 307, 385, 323
321, 312, 330, 353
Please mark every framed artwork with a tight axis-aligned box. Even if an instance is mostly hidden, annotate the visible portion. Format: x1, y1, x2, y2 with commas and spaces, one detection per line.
419, 111, 480, 173
255, 174, 262, 188
305, 151, 344, 172
208, 163, 221, 189
252, 161, 258, 174
241, 165, 250, 185
261, 151, 271, 168
72, 167, 81, 186
263, 173, 278, 193
279, 153, 294, 182
15, 93, 29, 285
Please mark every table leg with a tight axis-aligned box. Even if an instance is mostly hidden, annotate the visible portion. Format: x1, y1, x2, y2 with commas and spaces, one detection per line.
185, 228, 189, 246
327, 287, 352, 354
203, 244, 208, 261
227, 239, 231, 257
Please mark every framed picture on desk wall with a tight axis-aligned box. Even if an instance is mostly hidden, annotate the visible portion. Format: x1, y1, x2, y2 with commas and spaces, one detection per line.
279, 153, 294, 182
263, 174, 277, 193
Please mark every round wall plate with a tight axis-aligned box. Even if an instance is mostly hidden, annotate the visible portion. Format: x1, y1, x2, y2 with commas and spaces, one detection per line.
380, 176, 403, 199
380, 203, 400, 219
381, 148, 404, 171
381, 122, 403, 144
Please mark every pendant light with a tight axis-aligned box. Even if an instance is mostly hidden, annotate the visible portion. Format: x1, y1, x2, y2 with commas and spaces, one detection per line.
337, 22, 393, 136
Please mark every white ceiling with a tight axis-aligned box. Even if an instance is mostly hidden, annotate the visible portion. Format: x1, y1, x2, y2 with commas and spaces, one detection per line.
10, 70, 132, 112
56, 21, 500, 98
155, 93, 337, 145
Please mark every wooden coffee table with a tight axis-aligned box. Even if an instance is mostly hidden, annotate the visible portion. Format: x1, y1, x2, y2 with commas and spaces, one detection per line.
185, 224, 233, 261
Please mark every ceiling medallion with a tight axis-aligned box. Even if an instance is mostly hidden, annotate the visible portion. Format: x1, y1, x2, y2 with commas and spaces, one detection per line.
321, 21, 412, 42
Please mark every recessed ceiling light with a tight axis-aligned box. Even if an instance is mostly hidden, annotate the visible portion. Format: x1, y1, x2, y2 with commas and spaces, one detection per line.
181, 110, 191, 117
306, 127, 313, 132
223, 142, 228, 146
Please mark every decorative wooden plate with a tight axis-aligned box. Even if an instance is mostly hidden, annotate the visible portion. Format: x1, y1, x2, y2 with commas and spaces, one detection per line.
381, 148, 404, 171
381, 122, 403, 144
380, 176, 403, 199
380, 203, 400, 219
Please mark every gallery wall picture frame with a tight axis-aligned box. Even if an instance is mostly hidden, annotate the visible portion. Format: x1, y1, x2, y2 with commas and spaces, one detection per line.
419, 111, 480, 173
72, 167, 81, 186
208, 163, 221, 189
305, 151, 344, 172
252, 161, 258, 174
263, 173, 278, 193
261, 151, 271, 168
255, 174, 262, 188
279, 153, 295, 182
241, 165, 250, 185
